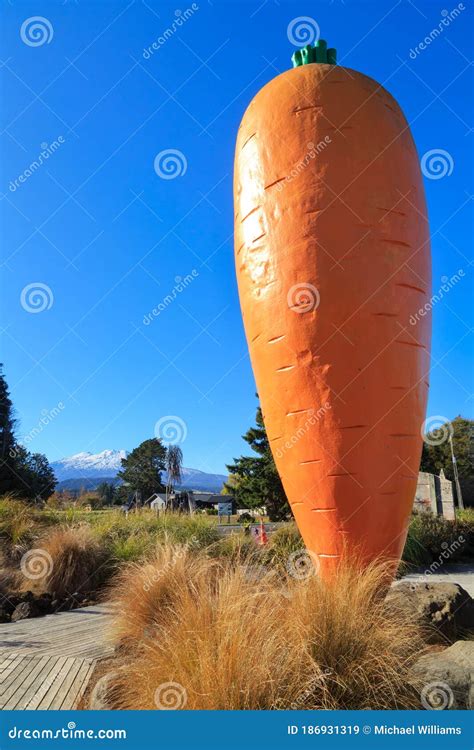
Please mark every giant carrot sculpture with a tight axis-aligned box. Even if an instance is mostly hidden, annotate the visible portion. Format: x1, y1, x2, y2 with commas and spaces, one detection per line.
234, 41, 431, 578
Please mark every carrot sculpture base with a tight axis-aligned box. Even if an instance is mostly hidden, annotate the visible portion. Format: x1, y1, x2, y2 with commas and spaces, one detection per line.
234, 42, 431, 580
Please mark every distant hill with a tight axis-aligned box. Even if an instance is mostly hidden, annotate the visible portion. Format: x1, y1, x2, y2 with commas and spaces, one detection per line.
52, 450, 228, 494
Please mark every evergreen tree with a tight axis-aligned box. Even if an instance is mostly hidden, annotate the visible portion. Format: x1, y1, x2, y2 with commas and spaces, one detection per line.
0, 364, 57, 502
420, 416, 473, 505
0, 365, 19, 494
14, 447, 56, 503
226, 402, 290, 521
97, 481, 116, 505
118, 438, 166, 501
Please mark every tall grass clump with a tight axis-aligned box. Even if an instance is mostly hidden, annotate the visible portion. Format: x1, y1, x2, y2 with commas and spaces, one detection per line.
107, 545, 426, 710
0, 496, 36, 549
91, 510, 220, 561
26, 526, 109, 598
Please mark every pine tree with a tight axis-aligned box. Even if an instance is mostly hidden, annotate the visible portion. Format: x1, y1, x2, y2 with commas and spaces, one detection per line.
0, 364, 19, 494
14, 447, 57, 503
226, 402, 290, 521
0, 364, 57, 501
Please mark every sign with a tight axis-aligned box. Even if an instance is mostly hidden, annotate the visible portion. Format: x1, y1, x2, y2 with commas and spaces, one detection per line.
218, 501, 233, 516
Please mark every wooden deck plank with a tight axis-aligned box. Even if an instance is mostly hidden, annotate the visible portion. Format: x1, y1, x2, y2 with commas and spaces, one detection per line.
0, 604, 113, 710
48, 659, 85, 710
60, 660, 95, 710
0, 652, 20, 674
37, 657, 78, 710
21, 657, 63, 710
25, 656, 71, 711
0, 655, 29, 695
2, 655, 50, 710
0, 656, 36, 704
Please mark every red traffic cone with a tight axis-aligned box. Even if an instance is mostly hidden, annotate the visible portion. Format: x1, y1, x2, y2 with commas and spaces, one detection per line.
258, 518, 268, 546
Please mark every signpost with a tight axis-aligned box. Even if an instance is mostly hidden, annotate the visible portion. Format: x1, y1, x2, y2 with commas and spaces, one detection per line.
218, 501, 233, 524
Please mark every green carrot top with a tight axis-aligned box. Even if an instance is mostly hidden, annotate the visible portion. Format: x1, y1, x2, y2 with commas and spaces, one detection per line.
292, 40, 337, 68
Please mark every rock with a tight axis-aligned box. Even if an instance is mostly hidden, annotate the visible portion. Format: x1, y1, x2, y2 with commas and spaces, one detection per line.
1, 597, 17, 615
11, 601, 41, 622
414, 641, 474, 710
386, 581, 474, 643
35, 594, 53, 615
89, 671, 120, 710
0, 606, 11, 623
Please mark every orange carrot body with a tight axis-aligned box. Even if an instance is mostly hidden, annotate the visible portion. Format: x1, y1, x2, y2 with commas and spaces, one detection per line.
234, 63, 431, 578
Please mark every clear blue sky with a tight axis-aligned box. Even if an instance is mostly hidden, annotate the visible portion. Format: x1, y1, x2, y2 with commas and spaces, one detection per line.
1, 0, 472, 474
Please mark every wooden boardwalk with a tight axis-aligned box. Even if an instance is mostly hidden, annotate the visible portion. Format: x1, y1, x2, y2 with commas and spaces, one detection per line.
0, 605, 114, 710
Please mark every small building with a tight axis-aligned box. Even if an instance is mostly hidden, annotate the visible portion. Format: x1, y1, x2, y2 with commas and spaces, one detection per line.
150, 490, 235, 515
149, 493, 167, 512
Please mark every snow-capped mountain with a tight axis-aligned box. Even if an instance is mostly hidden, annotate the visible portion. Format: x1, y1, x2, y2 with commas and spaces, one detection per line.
51, 450, 228, 493
51, 450, 126, 480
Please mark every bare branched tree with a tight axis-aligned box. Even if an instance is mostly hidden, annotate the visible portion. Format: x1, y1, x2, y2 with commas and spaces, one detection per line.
166, 445, 183, 505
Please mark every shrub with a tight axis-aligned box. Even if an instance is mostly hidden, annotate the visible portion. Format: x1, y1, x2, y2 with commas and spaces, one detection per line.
263, 521, 304, 570
107, 547, 426, 710
403, 512, 471, 566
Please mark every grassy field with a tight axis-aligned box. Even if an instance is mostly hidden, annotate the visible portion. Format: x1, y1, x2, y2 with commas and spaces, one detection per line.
1, 495, 472, 599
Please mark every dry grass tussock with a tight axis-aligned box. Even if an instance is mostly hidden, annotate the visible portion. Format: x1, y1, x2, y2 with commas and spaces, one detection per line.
108, 544, 427, 710
25, 526, 109, 598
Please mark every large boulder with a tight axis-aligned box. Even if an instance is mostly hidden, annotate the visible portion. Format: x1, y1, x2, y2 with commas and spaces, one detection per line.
386, 581, 474, 643
414, 641, 473, 710
11, 601, 42, 622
